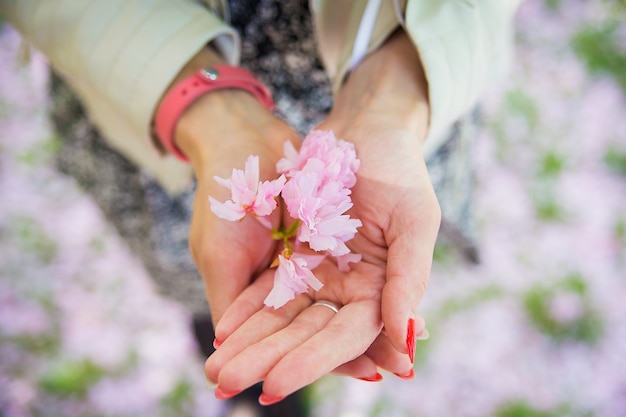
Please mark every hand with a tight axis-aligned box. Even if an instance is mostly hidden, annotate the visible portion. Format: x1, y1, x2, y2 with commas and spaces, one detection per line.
204, 29, 441, 401
169, 48, 301, 326
317, 28, 440, 368
204, 247, 427, 402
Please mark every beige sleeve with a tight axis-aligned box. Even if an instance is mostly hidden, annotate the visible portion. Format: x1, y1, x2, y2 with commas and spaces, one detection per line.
310, 0, 401, 94
0, 0, 240, 193
403, 0, 521, 155
311, 0, 520, 158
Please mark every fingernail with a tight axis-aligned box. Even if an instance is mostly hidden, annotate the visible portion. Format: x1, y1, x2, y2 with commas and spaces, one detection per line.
416, 328, 430, 341
205, 378, 217, 391
259, 392, 285, 406
406, 318, 416, 364
357, 372, 383, 382
394, 368, 415, 380
215, 386, 242, 400
213, 338, 222, 349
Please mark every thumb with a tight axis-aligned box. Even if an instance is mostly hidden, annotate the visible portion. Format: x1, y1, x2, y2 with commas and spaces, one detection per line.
381, 203, 439, 361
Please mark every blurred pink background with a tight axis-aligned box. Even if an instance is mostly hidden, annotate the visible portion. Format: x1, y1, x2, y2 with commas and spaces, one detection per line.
1, 1, 626, 416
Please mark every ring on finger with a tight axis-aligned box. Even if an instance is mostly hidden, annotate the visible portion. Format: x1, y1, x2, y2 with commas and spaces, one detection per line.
311, 300, 341, 314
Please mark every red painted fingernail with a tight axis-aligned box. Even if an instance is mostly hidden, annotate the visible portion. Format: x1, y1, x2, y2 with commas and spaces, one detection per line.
213, 338, 222, 349
215, 386, 242, 400
394, 368, 415, 380
259, 393, 285, 406
407, 318, 416, 364
357, 372, 383, 382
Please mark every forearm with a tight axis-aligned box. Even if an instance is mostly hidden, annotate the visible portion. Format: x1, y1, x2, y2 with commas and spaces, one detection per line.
330, 29, 430, 142
1, 0, 239, 155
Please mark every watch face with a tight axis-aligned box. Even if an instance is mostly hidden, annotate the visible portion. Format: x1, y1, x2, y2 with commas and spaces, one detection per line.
200, 67, 220, 81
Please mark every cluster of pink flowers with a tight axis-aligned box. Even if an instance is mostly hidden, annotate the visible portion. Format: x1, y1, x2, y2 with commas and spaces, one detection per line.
209, 130, 362, 309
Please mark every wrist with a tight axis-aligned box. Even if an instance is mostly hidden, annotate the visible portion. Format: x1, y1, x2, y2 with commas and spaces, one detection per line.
332, 29, 430, 141
154, 48, 277, 169
175, 89, 283, 174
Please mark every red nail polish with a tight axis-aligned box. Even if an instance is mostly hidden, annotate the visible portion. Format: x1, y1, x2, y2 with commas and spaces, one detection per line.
357, 372, 383, 382
215, 386, 242, 400
259, 392, 285, 406
406, 318, 416, 364
394, 368, 415, 380
213, 338, 222, 349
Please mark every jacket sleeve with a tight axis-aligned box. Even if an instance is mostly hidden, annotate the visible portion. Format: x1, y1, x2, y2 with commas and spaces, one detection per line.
0, 0, 240, 192
311, 0, 520, 157
403, 0, 521, 155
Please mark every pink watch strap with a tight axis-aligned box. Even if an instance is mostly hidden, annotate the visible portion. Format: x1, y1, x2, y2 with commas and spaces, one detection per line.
154, 65, 275, 162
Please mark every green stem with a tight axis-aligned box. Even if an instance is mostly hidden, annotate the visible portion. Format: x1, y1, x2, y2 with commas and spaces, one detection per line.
271, 220, 301, 259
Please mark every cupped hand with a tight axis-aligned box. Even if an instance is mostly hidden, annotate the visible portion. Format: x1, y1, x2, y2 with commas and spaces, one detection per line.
175, 86, 300, 327
205, 29, 441, 402
204, 246, 407, 402
204, 119, 439, 401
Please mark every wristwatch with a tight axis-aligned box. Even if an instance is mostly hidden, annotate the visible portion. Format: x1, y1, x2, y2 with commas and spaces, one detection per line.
154, 65, 275, 162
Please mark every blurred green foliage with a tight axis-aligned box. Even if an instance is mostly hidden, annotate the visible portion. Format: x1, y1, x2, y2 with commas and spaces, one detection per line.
531, 183, 564, 222
13, 216, 58, 264
538, 150, 566, 179
496, 401, 557, 417
614, 218, 626, 246
505, 89, 540, 134
524, 273, 604, 344
4, 332, 59, 355
490, 88, 540, 161
40, 359, 105, 397
603, 147, 626, 178
496, 400, 593, 417
432, 238, 454, 265
543, 0, 561, 11
435, 285, 504, 320
572, 22, 626, 95
16, 135, 62, 166
160, 380, 193, 416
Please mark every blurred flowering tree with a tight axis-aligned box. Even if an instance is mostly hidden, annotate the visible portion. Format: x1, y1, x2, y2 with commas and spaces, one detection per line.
1, 1, 626, 417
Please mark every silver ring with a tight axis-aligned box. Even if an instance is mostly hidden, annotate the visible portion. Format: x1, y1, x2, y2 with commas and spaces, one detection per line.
311, 300, 341, 314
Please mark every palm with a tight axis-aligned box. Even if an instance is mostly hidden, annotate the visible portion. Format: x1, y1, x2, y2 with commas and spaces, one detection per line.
205, 121, 440, 398
189, 122, 298, 326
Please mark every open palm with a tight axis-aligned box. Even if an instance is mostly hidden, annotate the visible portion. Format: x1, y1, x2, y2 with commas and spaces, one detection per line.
206, 118, 440, 401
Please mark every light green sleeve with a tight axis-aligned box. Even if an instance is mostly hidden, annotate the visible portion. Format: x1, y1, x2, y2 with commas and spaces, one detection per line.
404, 0, 521, 155
311, 0, 520, 157
0, 0, 240, 192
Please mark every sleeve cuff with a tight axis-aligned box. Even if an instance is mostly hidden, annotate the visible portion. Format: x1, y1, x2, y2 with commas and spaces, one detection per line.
404, 0, 518, 156
101, 2, 241, 143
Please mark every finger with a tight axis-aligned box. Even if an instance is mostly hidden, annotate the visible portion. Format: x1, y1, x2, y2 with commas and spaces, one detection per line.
332, 355, 382, 382
364, 333, 414, 378
260, 300, 383, 401
212, 269, 275, 346
382, 196, 439, 358
198, 214, 277, 327
215, 301, 338, 394
205, 286, 310, 383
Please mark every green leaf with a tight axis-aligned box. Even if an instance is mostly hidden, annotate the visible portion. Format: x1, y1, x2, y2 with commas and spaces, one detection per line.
14, 216, 58, 264
572, 23, 626, 95
40, 359, 105, 397
160, 380, 193, 415
523, 274, 603, 344
538, 150, 566, 179
603, 147, 626, 178
505, 89, 540, 133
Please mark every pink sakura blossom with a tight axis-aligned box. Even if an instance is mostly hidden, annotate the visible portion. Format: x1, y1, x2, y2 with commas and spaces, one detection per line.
209, 130, 362, 309
277, 130, 360, 188
209, 155, 285, 224
336, 252, 363, 272
281, 171, 362, 256
263, 253, 325, 309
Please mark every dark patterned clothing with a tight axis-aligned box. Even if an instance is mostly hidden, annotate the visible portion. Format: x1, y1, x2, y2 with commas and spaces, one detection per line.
50, 0, 478, 314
